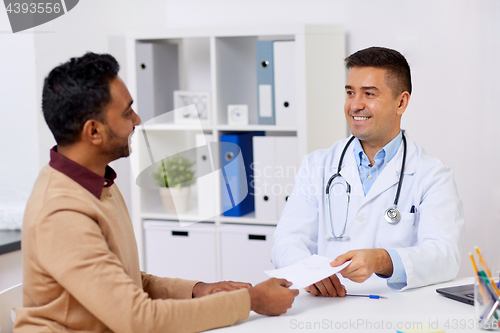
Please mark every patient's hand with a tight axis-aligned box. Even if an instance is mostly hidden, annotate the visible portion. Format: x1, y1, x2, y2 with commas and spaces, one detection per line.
305, 274, 346, 297
192, 281, 252, 298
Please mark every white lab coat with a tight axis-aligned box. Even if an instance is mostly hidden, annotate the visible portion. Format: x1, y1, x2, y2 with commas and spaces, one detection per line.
271, 134, 464, 291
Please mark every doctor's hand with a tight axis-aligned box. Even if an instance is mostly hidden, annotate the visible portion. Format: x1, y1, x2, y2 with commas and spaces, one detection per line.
248, 278, 299, 316
304, 274, 346, 297
331, 249, 393, 283
192, 281, 252, 298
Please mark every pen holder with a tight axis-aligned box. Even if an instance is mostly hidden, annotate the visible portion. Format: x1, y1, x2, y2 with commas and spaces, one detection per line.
475, 276, 500, 330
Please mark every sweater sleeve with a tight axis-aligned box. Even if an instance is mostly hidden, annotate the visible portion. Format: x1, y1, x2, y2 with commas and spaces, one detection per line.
36, 210, 251, 333
141, 272, 199, 300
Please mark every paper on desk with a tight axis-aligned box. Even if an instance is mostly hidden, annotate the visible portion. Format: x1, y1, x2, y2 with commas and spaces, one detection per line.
264, 255, 350, 289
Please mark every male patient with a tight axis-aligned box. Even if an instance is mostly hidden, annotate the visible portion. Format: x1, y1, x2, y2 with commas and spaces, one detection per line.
15, 52, 298, 332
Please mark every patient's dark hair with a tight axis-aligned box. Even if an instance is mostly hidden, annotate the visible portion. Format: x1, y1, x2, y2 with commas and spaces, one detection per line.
42, 52, 119, 146
345, 47, 412, 97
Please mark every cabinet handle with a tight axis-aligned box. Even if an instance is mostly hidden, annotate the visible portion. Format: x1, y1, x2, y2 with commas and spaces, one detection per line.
172, 231, 188, 237
249, 234, 266, 241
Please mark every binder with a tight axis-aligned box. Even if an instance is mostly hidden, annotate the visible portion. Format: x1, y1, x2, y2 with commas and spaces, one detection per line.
135, 42, 178, 123
136, 43, 155, 122
252, 136, 298, 220
252, 136, 277, 220
274, 41, 296, 128
196, 134, 215, 219
256, 41, 275, 125
275, 137, 299, 216
220, 132, 264, 217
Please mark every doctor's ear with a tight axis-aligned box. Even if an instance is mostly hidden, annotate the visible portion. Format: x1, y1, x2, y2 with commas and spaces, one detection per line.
396, 91, 410, 116
81, 119, 105, 145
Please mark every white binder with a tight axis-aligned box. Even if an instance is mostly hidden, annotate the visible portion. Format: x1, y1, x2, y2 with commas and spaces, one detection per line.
252, 136, 277, 220
135, 42, 178, 123
196, 134, 215, 220
274, 41, 296, 128
136, 43, 155, 122
275, 137, 299, 217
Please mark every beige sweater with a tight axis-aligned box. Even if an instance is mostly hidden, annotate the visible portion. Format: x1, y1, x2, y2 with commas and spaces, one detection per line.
15, 165, 250, 332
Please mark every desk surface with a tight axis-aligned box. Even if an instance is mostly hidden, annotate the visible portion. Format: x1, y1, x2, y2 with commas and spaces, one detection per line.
215, 277, 486, 333
0, 230, 21, 255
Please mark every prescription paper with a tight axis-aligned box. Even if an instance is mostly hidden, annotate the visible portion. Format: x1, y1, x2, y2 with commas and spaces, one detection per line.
264, 255, 351, 289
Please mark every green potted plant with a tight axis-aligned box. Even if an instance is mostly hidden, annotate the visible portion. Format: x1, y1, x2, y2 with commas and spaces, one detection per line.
152, 154, 196, 214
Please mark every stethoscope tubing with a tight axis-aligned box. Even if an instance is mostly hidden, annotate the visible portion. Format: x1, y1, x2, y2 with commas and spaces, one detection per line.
325, 133, 407, 240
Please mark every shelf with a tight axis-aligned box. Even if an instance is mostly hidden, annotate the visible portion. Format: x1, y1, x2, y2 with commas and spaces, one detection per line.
141, 207, 216, 223
139, 123, 213, 131
218, 212, 278, 226
216, 124, 297, 132
128, 24, 346, 270
139, 123, 297, 133
142, 210, 278, 226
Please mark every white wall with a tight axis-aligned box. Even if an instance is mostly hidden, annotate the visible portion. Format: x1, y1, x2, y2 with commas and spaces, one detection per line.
0, 10, 38, 208
1, 0, 499, 280
166, 0, 500, 277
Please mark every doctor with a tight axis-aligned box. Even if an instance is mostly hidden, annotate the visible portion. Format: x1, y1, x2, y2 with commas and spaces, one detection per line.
271, 47, 464, 295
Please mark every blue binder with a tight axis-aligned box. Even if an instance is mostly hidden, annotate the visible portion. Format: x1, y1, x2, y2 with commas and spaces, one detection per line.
220, 132, 264, 217
256, 41, 275, 125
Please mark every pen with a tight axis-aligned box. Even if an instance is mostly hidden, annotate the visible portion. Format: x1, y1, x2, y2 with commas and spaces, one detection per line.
345, 294, 387, 299
410, 205, 415, 213
475, 246, 500, 296
470, 253, 488, 301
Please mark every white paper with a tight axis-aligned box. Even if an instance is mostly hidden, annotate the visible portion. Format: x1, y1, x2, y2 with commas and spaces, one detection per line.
264, 255, 350, 289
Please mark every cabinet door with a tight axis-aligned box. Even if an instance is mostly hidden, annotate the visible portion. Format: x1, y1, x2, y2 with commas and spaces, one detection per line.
220, 224, 276, 285
144, 220, 217, 282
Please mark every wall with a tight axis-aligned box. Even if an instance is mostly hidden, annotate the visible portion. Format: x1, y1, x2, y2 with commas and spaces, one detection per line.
0, 10, 38, 218
165, 0, 500, 277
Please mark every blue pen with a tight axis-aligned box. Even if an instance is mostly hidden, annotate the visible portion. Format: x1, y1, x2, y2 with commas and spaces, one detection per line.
410, 205, 416, 213
345, 294, 387, 299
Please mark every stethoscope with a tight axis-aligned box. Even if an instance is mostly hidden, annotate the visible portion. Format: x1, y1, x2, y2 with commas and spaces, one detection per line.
325, 133, 407, 241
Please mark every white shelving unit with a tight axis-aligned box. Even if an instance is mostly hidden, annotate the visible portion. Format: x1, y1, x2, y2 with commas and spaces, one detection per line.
126, 25, 346, 281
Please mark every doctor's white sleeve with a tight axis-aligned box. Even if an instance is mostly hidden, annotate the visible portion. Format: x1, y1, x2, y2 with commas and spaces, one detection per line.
271, 155, 320, 268
394, 161, 465, 291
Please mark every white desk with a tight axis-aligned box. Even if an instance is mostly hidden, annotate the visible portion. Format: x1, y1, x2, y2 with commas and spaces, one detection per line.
214, 277, 487, 333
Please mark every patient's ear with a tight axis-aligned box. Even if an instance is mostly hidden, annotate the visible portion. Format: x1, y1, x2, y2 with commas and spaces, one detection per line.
81, 119, 105, 146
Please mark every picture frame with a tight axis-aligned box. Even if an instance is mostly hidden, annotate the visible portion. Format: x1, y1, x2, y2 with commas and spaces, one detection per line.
173, 91, 211, 125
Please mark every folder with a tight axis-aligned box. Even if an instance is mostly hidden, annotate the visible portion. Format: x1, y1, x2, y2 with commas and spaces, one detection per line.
256, 41, 275, 125
221, 132, 264, 217
196, 134, 215, 219
253, 136, 298, 220
135, 42, 178, 123
275, 137, 299, 216
274, 41, 296, 128
136, 43, 155, 122
253, 137, 277, 220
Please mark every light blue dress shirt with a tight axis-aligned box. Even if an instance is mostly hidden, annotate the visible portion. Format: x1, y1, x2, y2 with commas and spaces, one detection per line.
353, 131, 407, 290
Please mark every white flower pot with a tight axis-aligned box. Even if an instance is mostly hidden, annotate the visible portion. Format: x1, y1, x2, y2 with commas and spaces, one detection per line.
159, 187, 191, 214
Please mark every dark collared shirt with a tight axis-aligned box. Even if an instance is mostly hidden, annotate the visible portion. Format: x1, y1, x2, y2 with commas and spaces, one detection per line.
49, 146, 116, 200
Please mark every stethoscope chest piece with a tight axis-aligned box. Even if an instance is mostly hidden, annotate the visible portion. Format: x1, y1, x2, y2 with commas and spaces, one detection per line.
384, 207, 401, 224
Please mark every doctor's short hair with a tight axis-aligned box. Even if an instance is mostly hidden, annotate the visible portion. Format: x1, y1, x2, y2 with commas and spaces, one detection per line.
345, 47, 412, 97
42, 52, 119, 146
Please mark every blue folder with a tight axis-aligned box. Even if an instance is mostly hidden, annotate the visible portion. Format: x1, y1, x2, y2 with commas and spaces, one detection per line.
220, 132, 264, 217
256, 41, 275, 125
